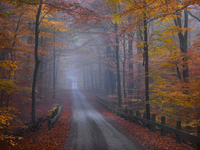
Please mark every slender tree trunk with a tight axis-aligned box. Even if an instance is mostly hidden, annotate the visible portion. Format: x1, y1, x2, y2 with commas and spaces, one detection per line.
104, 69, 109, 93
38, 59, 43, 100
0, 90, 4, 107
55, 54, 60, 85
114, 23, 122, 107
123, 64, 126, 98
44, 60, 49, 89
108, 70, 114, 94
95, 74, 98, 91
136, 63, 142, 99
87, 68, 90, 90
48, 63, 52, 87
38, 36, 44, 100
98, 52, 102, 91
90, 65, 94, 90
174, 10, 189, 93
83, 69, 86, 90
53, 29, 56, 98
181, 11, 189, 84
32, 1, 42, 124
128, 33, 134, 97
122, 34, 126, 98
144, 13, 150, 120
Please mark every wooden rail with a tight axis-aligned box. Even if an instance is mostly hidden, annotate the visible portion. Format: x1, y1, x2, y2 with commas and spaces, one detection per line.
47, 101, 63, 130
95, 97, 200, 150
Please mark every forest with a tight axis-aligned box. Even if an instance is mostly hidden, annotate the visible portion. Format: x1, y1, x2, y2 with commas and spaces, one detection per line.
0, 0, 200, 149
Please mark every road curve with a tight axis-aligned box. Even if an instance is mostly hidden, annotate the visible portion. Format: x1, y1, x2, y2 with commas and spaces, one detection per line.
62, 77, 142, 150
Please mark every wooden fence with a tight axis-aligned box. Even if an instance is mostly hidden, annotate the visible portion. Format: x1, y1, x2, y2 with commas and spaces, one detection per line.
95, 97, 200, 150
47, 101, 63, 130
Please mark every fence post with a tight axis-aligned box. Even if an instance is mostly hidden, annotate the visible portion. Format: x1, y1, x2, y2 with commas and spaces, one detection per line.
47, 114, 51, 130
151, 114, 156, 132
55, 105, 59, 115
176, 120, 181, 143
161, 116, 165, 136
143, 112, 146, 128
52, 110, 55, 119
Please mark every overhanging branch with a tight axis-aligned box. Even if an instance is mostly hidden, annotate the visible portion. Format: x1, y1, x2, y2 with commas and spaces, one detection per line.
188, 11, 200, 22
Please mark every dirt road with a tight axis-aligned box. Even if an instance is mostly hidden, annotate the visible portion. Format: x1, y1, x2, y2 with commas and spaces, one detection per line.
63, 77, 142, 150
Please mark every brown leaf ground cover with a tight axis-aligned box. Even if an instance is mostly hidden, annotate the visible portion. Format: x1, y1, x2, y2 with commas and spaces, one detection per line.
2, 89, 196, 150
83, 91, 196, 150
1, 89, 71, 150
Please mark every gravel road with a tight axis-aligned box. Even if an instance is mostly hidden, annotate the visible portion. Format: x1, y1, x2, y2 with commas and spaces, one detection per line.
63, 77, 142, 150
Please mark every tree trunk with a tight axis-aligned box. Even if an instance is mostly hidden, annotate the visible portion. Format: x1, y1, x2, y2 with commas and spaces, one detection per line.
90, 65, 94, 90
87, 68, 90, 90
53, 29, 56, 98
83, 69, 86, 90
114, 23, 122, 107
32, 1, 42, 124
128, 33, 134, 97
122, 34, 126, 98
55, 54, 60, 85
48, 63, 52, 87
38, 36, 44, 100
95, 74, 98, 91
98, 52, 102, 91
104, 69, 109, 93
174, 10, 189, 93
38, 59, 43, 100
144, 14, 150, 120
123, 64, 126, 98
105, 45, 113, 94
109, 70, 114, 94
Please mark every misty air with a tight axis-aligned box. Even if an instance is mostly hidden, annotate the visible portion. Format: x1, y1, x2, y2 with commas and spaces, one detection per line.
0, 0, 200, 150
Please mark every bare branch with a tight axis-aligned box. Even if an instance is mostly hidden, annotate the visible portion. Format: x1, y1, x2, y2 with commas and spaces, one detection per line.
188, 11, 200, 22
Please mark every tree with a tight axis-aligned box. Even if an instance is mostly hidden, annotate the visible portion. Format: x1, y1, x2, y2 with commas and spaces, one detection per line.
174, 10, 189, 85
52, 29, 56, 98
31, 0, 42, 124
28, 0, 98, 124
103, 0, 200, 120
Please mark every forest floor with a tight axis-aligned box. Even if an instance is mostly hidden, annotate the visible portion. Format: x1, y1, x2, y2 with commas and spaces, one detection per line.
83, 90, 196, 150
0, 89, 197, 150
1, 89, 71, 150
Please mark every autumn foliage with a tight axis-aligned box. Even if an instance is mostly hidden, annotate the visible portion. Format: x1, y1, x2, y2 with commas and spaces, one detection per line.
85, 91, 196, 150
0, 0, 200, 148
0, 89, 71, 150
98, 0, 200, 131
0, 0, 95, 145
